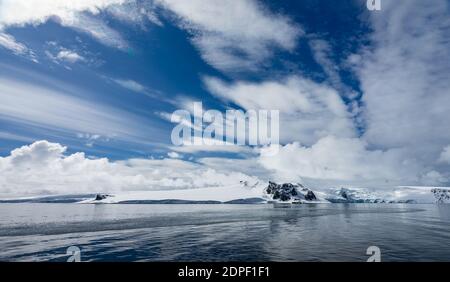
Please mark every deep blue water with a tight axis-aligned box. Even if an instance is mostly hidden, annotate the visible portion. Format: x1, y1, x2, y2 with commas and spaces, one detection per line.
0, 203, 450, 262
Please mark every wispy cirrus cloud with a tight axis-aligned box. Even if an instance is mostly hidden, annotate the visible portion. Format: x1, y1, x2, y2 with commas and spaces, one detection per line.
0, 69, 165, 147
113, 79, 148, 94
0, 32, 38, 62
0, 32, 28, 54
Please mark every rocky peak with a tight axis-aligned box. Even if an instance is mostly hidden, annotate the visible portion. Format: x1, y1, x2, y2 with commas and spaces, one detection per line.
265, 181, 317, 202
94, 194, 110, 201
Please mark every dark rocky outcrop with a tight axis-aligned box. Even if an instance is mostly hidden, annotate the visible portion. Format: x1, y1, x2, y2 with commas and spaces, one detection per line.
94, 194, 110, 201
304, 190, 317, 201
431, 188, 450, 204
265, 181, 317, 202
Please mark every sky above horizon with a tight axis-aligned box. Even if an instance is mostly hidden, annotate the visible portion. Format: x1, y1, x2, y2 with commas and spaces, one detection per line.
0, 0, 450, 197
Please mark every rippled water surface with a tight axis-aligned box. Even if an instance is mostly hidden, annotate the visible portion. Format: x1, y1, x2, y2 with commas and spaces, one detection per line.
1, 203, 450, 261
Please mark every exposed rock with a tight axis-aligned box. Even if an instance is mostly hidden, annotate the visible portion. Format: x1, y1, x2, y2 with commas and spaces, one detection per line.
240, 180, 259, 188
265, 181, 317, 202
431, 188, 450, 204
304, 190, 317, 201
94, 194, 110, 201
340, 190, 349, 200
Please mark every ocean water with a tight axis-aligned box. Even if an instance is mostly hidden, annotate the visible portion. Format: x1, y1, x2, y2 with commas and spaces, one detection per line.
0, 203, 450, 262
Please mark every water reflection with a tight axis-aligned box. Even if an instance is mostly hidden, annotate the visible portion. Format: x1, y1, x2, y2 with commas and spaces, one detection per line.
0, 203, 449, 261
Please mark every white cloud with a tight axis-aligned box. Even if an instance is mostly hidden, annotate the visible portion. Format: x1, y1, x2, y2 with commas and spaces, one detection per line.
0, 140, 260, 198
1, 0, 449, 191
156, 0, 301, 72
0, 32, 28, 54
67, 13, 129, 49
357, 0, 450, 150
114, 79, 147, 93
252, 0, 450, 188
309, 39, 340, 85
0, 132, 35, 143
76, 133, 106, 147
199, 157, 272, 181
106, 1, 163, 27
204, 76, 355, 145
309, 38, 358, 100
1, 0, 299, 68
333, 0, 450, 185
259, 136, 446, 187
0, 32, 37, 62
112, 78, 164, 100
0, 72, 164, 145
56, 49, 85, 63
0, 0, 130, 49
0, 0, 127, 27
167, 151, 181, 159
170, 137, 255, 154
251, 0, 450, 188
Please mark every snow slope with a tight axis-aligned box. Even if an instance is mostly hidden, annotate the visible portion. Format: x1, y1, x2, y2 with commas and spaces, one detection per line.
79, 184, 268, 204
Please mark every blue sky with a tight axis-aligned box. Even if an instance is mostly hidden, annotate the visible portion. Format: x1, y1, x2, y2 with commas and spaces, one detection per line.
0, 0, 371, 158
0, 0, 450, 197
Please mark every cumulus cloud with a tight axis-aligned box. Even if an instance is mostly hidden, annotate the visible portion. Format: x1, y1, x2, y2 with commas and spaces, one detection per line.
156, 0, 301, 72
258, 136, 446, 187
0, 140, 261, 198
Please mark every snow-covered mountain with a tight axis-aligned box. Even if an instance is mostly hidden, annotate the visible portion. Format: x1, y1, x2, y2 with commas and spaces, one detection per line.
324, 188, 417, 204
264, 181, 327, 203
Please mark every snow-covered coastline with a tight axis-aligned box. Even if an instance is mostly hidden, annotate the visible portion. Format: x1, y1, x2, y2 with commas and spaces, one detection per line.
79, 183, 268, 204
2, 182, 449, 205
